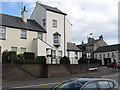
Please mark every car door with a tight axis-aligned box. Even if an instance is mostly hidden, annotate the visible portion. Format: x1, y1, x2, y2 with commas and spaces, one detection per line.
81, 81, 98, 90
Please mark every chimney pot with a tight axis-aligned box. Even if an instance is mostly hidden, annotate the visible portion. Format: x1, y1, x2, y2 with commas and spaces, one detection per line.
22, 6, 27, 22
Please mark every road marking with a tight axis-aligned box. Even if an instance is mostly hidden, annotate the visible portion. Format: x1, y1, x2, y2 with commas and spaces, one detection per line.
10, 72, 120, 89
13, 82, 60, 88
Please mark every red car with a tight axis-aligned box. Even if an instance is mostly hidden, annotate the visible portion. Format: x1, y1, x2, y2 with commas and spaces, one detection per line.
108, 62, 120, 69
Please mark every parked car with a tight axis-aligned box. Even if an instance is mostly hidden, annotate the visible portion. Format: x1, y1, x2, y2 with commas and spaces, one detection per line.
108, 62, 120, 69
51, 78, 119, 90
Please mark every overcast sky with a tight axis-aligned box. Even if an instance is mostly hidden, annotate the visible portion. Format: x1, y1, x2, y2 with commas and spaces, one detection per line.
1, 0, 119, 45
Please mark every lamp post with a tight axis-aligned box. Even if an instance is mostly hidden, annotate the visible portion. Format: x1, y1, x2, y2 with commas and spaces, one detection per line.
87, 33, 93, 78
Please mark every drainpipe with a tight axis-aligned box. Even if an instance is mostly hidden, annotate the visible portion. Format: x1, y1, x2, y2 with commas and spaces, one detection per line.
64, 15, 66, 56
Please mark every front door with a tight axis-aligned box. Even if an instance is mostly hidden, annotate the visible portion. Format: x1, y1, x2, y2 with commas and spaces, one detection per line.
104, 58, 111, 66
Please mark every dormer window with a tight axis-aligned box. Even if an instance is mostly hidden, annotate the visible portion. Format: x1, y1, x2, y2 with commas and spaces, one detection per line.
53, 32, 61, 46
53, 19, 57, 27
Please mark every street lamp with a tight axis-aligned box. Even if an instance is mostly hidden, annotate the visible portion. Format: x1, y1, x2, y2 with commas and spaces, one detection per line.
87, 33, 93, 78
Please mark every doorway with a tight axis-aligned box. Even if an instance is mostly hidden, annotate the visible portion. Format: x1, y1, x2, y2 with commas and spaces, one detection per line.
104, 58, 111, 66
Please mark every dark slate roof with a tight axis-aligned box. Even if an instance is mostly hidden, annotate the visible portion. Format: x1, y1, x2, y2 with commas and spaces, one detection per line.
0, 14, 46, 33
95, 44, 120, 53
67, 42, 81, 51
38, 3, 67, 15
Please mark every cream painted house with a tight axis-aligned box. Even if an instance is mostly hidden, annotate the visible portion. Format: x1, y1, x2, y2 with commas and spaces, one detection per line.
0, 3, 82, 64
94, 44, 120, 65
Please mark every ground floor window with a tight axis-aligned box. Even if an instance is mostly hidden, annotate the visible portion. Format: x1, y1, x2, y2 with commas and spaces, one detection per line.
11, 47, 17, 53
20, 48, 26, 53
58, 50, 62, 59
52, 50, 56, 59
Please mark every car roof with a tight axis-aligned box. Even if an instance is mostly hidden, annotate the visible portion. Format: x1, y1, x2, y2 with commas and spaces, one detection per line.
66, 78, 116, 83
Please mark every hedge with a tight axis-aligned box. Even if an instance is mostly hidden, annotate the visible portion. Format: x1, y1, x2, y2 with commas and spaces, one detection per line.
24, 52, 35, 60
2, 51, 17, 63
13, 56, 46, 64
60, 56, 70, 64
78, 58, 88, 64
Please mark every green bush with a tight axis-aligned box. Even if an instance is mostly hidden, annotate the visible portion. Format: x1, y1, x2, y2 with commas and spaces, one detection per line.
60, 56, 70, 64
35, 56, 46, 64
13, 59, 35, 64
78, 58, 88, 64
24, 52, 35, 60
17, 53, 24, 59
2, 51, 17, 63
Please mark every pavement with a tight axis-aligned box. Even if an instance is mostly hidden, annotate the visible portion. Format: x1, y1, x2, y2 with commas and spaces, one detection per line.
2, 66, 120, 89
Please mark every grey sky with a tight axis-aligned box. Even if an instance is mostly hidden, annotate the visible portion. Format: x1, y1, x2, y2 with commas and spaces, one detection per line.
2, 0, 119, 45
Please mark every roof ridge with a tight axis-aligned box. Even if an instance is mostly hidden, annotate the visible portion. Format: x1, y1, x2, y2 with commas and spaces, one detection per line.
0, 13, 33, 21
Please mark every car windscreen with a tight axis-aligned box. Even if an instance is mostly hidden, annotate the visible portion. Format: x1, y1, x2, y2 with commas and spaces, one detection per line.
54, 81, 87, 90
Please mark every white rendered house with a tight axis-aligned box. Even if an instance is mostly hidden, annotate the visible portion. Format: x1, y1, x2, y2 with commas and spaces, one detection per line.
94, 44, 120, 65
0, 3, 82, 64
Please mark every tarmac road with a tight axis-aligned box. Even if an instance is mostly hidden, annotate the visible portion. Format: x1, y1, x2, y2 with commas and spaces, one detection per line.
2, 67, 120, 90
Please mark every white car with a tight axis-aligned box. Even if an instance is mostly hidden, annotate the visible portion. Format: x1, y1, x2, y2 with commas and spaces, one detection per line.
52, 78, 120, 90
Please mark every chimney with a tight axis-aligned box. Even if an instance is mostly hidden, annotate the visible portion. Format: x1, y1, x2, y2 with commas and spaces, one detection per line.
99, 35, 103, 40
22, 6, 27, 22
82, 41, 84, 44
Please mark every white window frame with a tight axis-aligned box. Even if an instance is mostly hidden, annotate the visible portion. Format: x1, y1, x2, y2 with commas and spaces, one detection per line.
53, 34, 61, 45
0, 27, 6, 40
58, 50, 62, 59
38, 32, 43, 40
21, 30, 27, 39
53, 19, 57, 27
52, 50, 56, 59
11, 47, 17, 53
20, 47, 26, 53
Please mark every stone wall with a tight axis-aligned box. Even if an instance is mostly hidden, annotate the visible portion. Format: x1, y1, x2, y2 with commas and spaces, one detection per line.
2, 64, 99, 81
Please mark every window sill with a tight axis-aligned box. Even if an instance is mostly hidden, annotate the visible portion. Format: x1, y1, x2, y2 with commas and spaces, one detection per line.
54, 44, 60, 47
21, 37, 27, 39
0, 38, 6, 40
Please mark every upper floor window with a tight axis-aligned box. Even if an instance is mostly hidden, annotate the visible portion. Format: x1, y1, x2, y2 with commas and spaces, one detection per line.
0, 27, 6, 40
53, 32, 61, 46
43, 19, 46, 27
53, 19, 57, 27
38, 32, 43, 40
20, 47, 26, 53
11, 47, 17, 53
21, 30, 27, 39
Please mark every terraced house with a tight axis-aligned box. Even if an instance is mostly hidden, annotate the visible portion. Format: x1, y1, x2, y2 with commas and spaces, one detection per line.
0, 2, 82, 64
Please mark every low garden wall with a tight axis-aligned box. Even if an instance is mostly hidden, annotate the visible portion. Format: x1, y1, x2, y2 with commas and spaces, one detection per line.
2, 63, 99, 81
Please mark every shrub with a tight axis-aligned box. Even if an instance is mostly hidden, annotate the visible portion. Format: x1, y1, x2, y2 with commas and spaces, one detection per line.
78, 58, 88, 64
17, 53, 24, 59
35, 56, 46, 64
24, 52, 35, 60
2, 51, 17, 63
60, 56, 70, 64
13, 59, 35, 64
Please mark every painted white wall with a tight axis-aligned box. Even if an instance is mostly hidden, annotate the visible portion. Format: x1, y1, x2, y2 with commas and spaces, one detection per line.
31, 3, 72, 58
94, 51, 119, 65
0, 27, 46, 55
34, 38, 52, 56
67, 51, 82, 64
